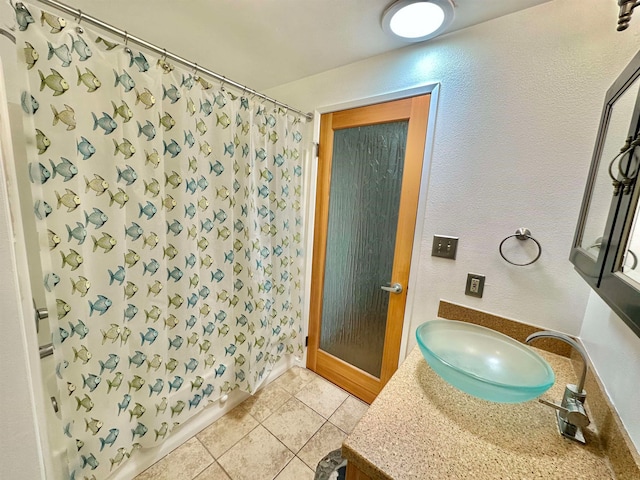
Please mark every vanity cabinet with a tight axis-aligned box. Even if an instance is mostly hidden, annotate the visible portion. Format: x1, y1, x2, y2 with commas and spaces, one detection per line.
570, 50, 640, 336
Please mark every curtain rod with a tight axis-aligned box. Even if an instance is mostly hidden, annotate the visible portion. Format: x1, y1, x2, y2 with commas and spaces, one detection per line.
21, 0, 313, 121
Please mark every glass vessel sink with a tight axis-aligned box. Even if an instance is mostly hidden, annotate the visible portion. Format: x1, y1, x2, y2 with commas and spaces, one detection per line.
416, 320, 555, 403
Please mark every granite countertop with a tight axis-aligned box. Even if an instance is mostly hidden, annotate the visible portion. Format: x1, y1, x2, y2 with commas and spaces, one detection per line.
342, 346, 614, 480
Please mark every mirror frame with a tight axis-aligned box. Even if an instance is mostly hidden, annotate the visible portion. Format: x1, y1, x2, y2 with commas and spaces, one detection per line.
571, 50, 640, 338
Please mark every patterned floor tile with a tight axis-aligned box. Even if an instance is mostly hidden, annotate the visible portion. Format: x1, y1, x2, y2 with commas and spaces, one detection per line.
297, 422, 347, 471
272, 366, 318, 395
328, 395, 369, 434
132, 369, 357, 480
262, 397, 325, 453
237, 382, 292, 422
134, 437, 213, 480
295, 376, 349, 418
197, 405, 260, 459
217, 425, 294, 480
193, 461, 231, 480
274, 456, 316, 480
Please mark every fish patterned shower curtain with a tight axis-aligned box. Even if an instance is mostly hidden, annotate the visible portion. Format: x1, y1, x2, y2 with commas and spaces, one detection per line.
12, 2, 308, 478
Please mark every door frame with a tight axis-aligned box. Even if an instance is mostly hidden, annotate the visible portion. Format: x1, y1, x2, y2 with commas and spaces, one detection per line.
300, 83, 441, 385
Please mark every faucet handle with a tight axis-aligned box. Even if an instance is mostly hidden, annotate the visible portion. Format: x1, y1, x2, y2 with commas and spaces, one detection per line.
538, 397, 590, 428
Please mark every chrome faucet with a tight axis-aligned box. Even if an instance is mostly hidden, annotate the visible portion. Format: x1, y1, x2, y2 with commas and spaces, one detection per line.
525, 331, 590, 444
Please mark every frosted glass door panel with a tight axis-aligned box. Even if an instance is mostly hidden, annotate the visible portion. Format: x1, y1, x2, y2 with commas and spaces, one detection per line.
320, 121, 408, 378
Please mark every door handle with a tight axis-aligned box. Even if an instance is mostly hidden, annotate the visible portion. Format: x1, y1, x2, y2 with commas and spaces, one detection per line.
381, 283, 403, 294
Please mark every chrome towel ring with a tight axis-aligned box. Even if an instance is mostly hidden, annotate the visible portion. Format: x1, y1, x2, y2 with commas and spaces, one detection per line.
499, 228, 542, 266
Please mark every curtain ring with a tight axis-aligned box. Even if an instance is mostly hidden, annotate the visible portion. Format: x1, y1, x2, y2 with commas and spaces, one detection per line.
123, 31, 131, 53
220, 76, 226, 91
157, 49, 172, 73
193, 63, 199, 81
162, 49, 171, 71
76, 9, 84, 33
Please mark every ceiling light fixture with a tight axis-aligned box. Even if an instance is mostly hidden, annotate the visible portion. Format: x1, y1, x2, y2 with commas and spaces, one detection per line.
382, 0, 454, 42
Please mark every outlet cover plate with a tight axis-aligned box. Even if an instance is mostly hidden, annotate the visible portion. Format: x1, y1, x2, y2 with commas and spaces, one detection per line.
431, 235, 458, 259
465, 273, 485, 298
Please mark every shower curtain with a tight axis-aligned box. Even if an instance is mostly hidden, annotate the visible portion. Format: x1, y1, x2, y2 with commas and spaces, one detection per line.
12, 2, 308, 478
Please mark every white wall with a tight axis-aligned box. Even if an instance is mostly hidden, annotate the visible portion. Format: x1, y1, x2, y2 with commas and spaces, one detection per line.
580, 292, 640, 451
265, 0, 640, 449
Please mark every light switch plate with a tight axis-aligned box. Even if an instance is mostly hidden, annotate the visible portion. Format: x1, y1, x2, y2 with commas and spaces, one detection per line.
431, 235, 458, 259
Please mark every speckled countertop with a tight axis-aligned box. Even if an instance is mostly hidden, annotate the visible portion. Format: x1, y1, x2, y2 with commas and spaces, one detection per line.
342, 347, 615, 480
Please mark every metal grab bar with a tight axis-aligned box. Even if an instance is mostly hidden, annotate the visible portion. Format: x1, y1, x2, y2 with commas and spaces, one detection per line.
33, 299, 49, 333
39, 343, 53, 359
33, 300, 53, 357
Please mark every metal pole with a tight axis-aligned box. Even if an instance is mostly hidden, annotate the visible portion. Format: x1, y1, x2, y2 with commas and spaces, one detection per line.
25, 0, 314, 121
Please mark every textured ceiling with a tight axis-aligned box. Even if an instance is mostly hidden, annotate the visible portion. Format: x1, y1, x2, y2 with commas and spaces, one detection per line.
10, 0, 551, 91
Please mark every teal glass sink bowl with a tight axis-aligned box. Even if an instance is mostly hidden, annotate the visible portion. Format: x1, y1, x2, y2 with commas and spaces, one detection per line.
416, 320, 555, 403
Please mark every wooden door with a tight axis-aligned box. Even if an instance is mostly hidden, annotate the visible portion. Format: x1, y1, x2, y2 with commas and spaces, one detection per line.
307, 94, 430, 403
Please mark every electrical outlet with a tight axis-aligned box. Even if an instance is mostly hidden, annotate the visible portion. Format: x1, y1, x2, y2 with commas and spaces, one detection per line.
465, 273, 485, 298
431, 235, 458, 259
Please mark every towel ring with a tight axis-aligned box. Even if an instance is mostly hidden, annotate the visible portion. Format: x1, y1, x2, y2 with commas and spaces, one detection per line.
586, 237, 637, 270
626, 249, 639, 270
499, 228, 542, 266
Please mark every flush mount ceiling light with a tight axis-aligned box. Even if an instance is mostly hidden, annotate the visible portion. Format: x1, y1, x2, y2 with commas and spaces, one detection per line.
382, 0, 454, 42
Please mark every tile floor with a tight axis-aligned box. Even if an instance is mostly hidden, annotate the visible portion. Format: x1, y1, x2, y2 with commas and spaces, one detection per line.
134, 367, 369, 480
